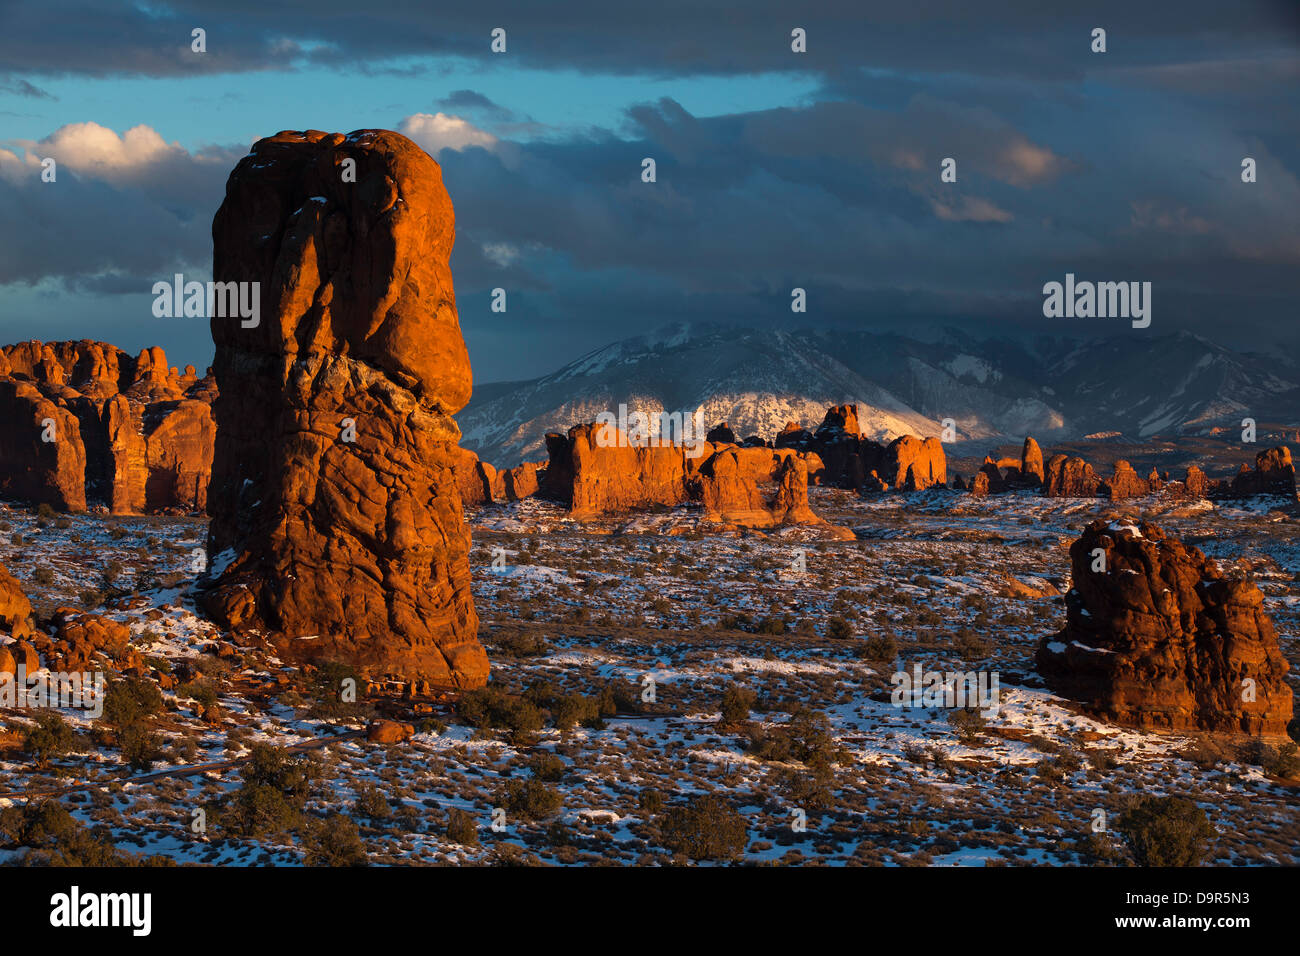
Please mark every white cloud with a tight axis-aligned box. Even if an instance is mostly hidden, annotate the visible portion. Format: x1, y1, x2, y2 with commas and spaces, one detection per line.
12, 122, 186, 181
398, 112, 498, 154
482, 242, 521, 267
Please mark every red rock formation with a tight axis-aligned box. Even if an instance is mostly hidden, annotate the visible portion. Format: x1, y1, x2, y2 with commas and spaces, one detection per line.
706, 422, 737, 445
807, 405, 880, 487
144, 400, 214, 511
0, 340, 215, 513
883, 435, 946, 490
0, 560, 35, 646
774, 421, 812, 449
503, 461, 544, 501
1230, 446, 1297, 498
1021, 437, 1044, 486
548, 423, 692, 518
450, 446, 493, 507
540, 422, 845, 533
1184, 465, 1211, 498
1101, 459, 1149, 500
1044, 454, 1102, 497
969, 459, 1005, 497
0, 380, 87, 511
1037, 520, 1293, 737
201, 129, 486, 688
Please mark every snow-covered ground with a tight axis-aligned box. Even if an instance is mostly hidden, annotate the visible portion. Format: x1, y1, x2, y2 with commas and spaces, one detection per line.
0, 487, 1296, 866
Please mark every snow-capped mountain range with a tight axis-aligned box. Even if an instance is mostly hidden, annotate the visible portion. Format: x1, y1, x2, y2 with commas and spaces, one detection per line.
457, 323, 1300, 467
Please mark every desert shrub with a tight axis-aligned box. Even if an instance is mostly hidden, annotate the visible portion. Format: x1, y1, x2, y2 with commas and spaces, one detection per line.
499, 778, 562, 821
720, 685, 757, 724
353, 783, 392, 822
722, 612, 753, 632
637, 789, 666, 816
102, 677, 164, 729
953, 628, 991, 661
826, 616, 854, 640
224, 744, 321, 836
528, 752, 566, 782
552, 694, 603, 731
745, 708, 846, 768
595, 679, 640, 717
117, 725, 163, 772
947, 706, 986, 742
457, 687, 545, 733
1244, 740, 1300, 778
36, 503, 56, 520
102, 559, 124, 587
770, 760, 836, 809
492, 630, 550, 658
302, 814, 368, 866
23, 711, 78, 767
1118, 796, 1215, 866
177, 680, 219, 711
859, 633, 897, 662
445, 808, 479, 846
31, 567, 55, 588
305, 659, 370, 720
0, 801, 172, 867
102, 678, 165, 770
756, 615, 787, 635
657, 794, 747, 861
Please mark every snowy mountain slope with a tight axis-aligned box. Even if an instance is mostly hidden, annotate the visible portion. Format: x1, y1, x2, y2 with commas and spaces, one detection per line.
457, 324, 1300, 467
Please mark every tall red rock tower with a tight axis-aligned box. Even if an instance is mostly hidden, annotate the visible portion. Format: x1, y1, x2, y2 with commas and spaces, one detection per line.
203, 129, 487, 688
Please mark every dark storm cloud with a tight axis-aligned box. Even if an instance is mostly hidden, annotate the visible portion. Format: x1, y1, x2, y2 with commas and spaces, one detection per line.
438, 90, 513, 118
0, 76, 53, 97
1, 0, 1297, 378
438, 87, 1299, 374
0, 126, 239, 286
2, 0, 1295, 80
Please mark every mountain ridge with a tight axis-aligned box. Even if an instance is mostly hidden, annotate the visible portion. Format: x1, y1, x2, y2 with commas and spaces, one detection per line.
457, 323, 1300, 467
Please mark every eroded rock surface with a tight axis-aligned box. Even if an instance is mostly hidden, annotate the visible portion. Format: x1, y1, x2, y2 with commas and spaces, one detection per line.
201, 129, 486, 688
1037, 520, 1293, 737
0, 341, 214, 513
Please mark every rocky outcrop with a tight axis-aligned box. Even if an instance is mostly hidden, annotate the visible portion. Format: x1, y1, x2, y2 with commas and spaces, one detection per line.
1037, 520, 1293, 737
883, 435, 946, 491
502, 461, 544, 500
0, 561, 35, 645
969, 459, 1005, 497
1021, 437, 1044, 486
40, 610, 135, 673
1184, 465, 1211, 498
544, 423, 692, 518
1044, 454, 1102, 497
451, 447, 546, 508
1230, 446, 1297, 498
200, 129, 486, 688
706, 422, 737, 445
0, 341, 215, 513
1101, 459, 1149, 500
0, 379, 87, 511
539, 422, 847, 533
